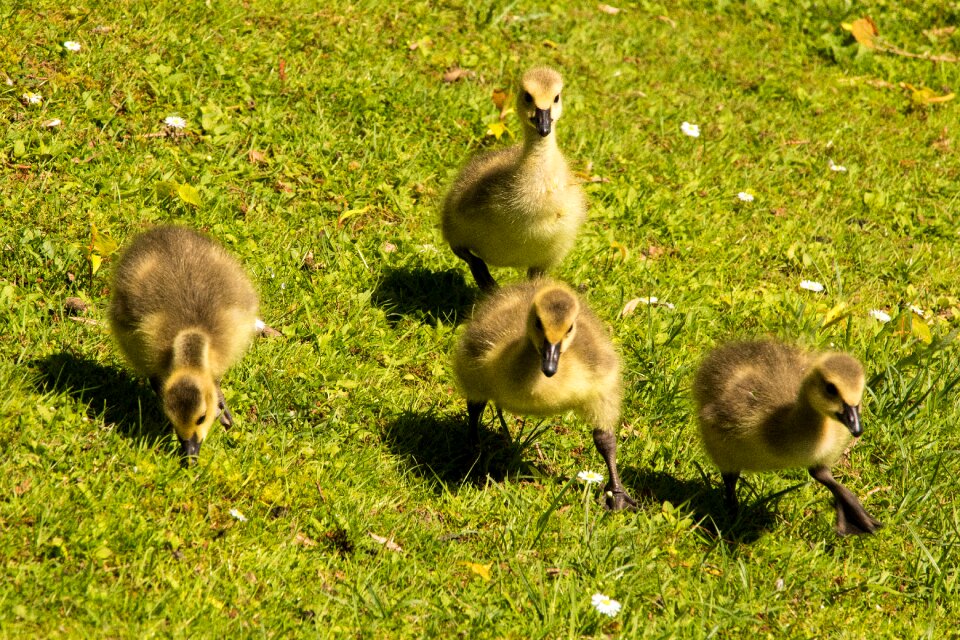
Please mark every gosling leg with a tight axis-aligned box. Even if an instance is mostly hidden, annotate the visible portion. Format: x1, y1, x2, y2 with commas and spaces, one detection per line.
216, 383, 234, 429
592, 428, 637, 511
808, 465, 881, 536
467, 400, 487, 449
722, 471, 740, 516
452, 247, 497, 292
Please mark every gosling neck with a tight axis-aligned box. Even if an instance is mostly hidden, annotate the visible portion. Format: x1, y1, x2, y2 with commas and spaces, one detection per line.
521, 126, 559, 158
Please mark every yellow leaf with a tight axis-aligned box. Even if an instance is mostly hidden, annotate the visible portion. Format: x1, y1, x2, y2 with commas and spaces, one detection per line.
91, 224, 118, 256
486, 121, 507, 140
90, 254, 102, 275
911, 316, 932, 344
177, 183, 202, 207
461, 561, 492, 582
542, 39, 559, 49
610, 240, 628, 261
821, 302, 850, 329
909, 85, 956, 106
844, 16, 878, 49
337, 205, 372, 227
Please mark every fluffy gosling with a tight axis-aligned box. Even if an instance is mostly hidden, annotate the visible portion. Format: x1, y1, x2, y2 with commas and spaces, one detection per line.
693, 340, 881, 536
441, 67, 586, 291
453, 280, 635, 510
109, 225, 259, 462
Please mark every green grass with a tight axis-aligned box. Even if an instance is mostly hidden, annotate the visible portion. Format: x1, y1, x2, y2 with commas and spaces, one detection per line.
2, 0, 960, 636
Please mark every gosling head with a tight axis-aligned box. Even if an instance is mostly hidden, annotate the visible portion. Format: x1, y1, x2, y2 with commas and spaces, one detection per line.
527, 285, 579, 378
803, 353, 866, 437
517, 67, 564, 138
162, 370, 219, 463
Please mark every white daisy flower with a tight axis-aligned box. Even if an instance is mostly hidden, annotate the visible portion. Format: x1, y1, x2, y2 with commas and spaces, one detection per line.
591, 593, 622, 617
254, 318, 266, 332
229, 508, 248, 522
164, 115, 187, 129
63, 41, 81, 52
869, 309, 891, 323
577, 470, 604, 485
799, 280, 824, 293
22, 92, 43, 105
828, 159, 847, 172
737, 192, 754, 202
909, 305, 925, 318
680, 121, 700, 138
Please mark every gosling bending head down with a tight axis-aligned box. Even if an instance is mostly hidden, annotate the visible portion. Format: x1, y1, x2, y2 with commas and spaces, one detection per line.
109, 225, 259, 462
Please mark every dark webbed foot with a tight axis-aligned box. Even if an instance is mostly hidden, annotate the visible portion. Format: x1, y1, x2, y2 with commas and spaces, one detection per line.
452, 247, 497, 292
604, 483, 638, 511
592, 428, 636, 512
467, 400, 487, 450
722, 471, 741, 517
216, 385, 234, 429
809, 465, 882, 536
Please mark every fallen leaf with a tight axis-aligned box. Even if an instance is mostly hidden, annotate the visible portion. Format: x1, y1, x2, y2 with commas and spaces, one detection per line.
597, 3, 620, 14
460, 561, 492, 581
842, 17, 878, 49
14, 478, 31, 496
443, 67, 473, 83
248, 149, 267, 164
486, 121, 508, 140
492, 88, 509, 112
610, 240, 628, 261
338, 204, 371, 227
620, 298, 641, 318
542, 39, 559, 49
382, 242, 397, 253
293, 532, 318, 547
177, 183, 202, 207
657, 15, 677, 28
369, 532, 402, 552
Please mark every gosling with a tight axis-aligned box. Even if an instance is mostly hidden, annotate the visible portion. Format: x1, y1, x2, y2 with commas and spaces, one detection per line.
453, 279, 635, 510
109, 225, 259, 462
441, 67, 586, 291
693, 340, 881, 536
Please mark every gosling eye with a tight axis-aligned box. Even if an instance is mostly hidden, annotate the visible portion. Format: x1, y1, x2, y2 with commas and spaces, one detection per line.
523, 92, 533, 103
195, 414, 206, 426
565, 325, 573, 335
554, 94, 560, 103
824, 382, 839, 398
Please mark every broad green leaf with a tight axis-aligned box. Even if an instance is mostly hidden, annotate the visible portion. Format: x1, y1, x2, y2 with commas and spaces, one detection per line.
90, 254, 102, 274
912, 316, 932, 344
461, 562, 492, 581
178, 183, 202, 207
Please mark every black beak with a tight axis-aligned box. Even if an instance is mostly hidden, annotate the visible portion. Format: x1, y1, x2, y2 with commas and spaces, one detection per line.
178, 433, 201, 465
837, 403, 862, 437
532, 107, 552, 137
541, 341, 561, 377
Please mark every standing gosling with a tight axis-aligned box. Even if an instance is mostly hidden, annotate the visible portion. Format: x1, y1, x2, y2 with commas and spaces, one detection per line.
441, 67, 586, 291
109, 226, 259, 462
693, 340, 881, 536
453, 280, 635, 510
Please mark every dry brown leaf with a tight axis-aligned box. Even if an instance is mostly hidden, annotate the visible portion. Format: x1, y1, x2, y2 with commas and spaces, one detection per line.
293, 532, 318, 547
492, 88, 510, 119
657, 15, 677, 28
248, 149, 267, 164
369, 532, 402, 552
14, 478, 31, 496
443, 67, 473, 83
620, 298, 641, 318
382, 242, 397, 253
597, 3, 620, 14
924, 26, 956, 40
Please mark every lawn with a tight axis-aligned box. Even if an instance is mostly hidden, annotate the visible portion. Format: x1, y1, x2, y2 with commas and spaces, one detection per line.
2, 0, 960, 636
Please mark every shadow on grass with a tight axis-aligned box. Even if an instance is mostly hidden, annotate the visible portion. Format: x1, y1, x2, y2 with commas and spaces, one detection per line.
382, 409, 540, 492
624, 467, 779, 545
372, 265, 477, 326
31, 352, 170, 447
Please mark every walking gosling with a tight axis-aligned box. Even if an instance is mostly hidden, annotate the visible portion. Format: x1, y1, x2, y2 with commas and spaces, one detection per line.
693, 340, 881, 536
109, 225, 259, 462
453, 280, 635, 510
441, 67, 586, 291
